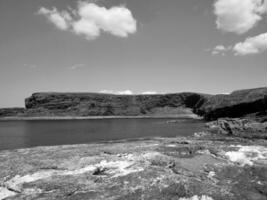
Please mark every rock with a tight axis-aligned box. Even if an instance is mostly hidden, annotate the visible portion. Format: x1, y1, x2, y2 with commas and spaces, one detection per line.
0, 137, 266, 199
196, 87, 267, 120
194, 132, 209, 138
0, 108, 26, 117
22, 92, 209, 117
1, 87, 267, 120
206, 118, 267, 139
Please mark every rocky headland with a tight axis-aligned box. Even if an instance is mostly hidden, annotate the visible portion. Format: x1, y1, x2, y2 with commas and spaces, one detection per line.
0, 87, 266, 122
0, 87, 267, 199
1, 87, 266, 137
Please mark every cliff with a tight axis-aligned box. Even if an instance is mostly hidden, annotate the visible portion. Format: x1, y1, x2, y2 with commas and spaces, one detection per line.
0, 108, 26, 117
0, 87, 266, 120
24, 92, 209, 117
196, 87, 267, 121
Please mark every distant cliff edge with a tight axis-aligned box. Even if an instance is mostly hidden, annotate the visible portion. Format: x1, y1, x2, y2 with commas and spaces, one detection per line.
23, 92, 208, 118
196, 87, 267, 121
0, 87, 266, 121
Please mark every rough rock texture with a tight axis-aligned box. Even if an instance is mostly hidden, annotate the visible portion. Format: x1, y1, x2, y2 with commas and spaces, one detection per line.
196, 87, 267, 120
0, 87, 267, 120
23, 92, 209, 117
0, 108, 26, 117
0, 137, 266, 200
206, 118, 267, 139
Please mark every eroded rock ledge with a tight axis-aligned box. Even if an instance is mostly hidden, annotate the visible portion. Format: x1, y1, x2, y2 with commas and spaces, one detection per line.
0, 136, 266, 200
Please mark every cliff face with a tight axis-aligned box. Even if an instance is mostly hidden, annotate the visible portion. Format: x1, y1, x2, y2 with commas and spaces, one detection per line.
197, 87, 267, 121
0, 108, 26, 117
24, 92, 208, 117
1, 87, 266, 120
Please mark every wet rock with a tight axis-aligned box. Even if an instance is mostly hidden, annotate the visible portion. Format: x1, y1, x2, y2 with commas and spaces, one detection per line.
206, 118, 267, 139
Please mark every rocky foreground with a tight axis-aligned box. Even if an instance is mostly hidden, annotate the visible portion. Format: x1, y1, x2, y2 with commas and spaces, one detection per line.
0, 133, 267, 200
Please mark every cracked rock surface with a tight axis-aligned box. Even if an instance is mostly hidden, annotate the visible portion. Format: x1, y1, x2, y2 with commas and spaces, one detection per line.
0, 136, 266, 200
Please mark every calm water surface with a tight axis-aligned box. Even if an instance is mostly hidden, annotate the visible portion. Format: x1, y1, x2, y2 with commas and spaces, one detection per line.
0, 118, 205, 151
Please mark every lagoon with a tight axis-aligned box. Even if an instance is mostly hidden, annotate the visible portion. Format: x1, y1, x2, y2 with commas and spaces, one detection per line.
0, 118, 205, 151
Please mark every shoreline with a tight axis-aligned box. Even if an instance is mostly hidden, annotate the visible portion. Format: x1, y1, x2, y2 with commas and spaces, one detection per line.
0, 114, 203, 121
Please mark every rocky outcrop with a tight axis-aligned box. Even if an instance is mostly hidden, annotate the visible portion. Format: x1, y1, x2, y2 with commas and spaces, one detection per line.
23, 92, 209, 117
196, 87, 267, 120
21, 87, 267, 119
0, 137, 266, 200
206, 118, 267, 139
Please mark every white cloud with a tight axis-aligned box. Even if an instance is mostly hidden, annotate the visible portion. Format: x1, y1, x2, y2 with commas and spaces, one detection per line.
214, 0, 267, 34
233, 32, 267, 55
211, 45, 231, 55
38, 2, 137, 40
211, 32, 267, 56
141, 91, 158, 95
99, 90, 158, 95
72, 18, 100, 40
74, 2, 137, 38
38, 7, 72, 30
99, 90, 113, 94
214, 45, 226, 51
99, 90, 133, 95
117, 90, 133, 95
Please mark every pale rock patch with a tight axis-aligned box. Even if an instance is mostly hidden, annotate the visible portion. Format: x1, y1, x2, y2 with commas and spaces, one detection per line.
2, 157, 144, 199
225, 145, 267, 166
0, 187, 17, 200
207, 171, 216, 179
179, 195, 214, 200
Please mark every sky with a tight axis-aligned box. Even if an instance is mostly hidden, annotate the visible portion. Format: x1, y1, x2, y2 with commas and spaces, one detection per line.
0, 0, 267, 107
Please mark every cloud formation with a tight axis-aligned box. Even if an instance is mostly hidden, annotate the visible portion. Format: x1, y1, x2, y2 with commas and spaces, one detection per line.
38, 2, 137, 40
211, 45, 229, 55
212, 0, 267, 55
141, 91, 157, 95
38, 7, 71, 30
212, 32, 267, 56
233, 32, 267, 55
99, 90, 134, 95
214, 0, 267, 34
99, 90, 158, 95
